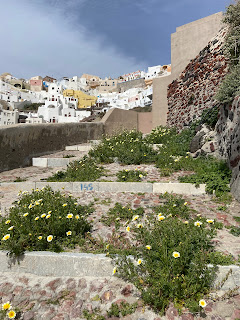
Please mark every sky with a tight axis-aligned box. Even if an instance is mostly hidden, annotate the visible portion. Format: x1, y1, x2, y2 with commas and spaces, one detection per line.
0, 0, 232, 80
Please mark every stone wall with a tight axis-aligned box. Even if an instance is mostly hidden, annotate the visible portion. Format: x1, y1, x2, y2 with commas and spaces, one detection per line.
0, 122, 104, 172
167, 28, 228, 130
216, 96, 240, 201
152, 12, 223, 129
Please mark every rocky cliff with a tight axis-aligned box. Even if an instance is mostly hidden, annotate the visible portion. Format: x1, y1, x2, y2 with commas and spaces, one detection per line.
167, 28, 228, 131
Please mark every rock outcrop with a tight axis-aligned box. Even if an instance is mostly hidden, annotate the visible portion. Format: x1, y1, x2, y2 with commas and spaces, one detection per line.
167, 28, 228, 131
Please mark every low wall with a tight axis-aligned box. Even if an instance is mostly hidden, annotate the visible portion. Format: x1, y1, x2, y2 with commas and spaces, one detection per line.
138, 112, 152, 134
101, 108, 138, 135
115, 79, 145, 93
0, 122, 104, 172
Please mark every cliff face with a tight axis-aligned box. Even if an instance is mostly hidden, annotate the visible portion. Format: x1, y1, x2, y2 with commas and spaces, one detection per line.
167, 28, 228, 131
216, 96, 240, 201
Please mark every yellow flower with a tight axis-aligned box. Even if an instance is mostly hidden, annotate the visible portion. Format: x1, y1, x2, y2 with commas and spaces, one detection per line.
206, 219, 214, 224
35, 217, 39, 221
46, 214, 51, 219
158, 215, 165, 221
75, 215, 80, 220
2, 234, 10, 241
2, 301, 11, 310
23, 213, 29, 217
139, 174, 143, 178
41, 214, 46, 218
184, 221, 189, 224
62, 203, 67, 207
126, 226, 130, 232
74, 202, 78, 205
8, 226, 14, 231
137, 224, 143, 228
199, 299, 207, 308
8, 310, 16, 319
35, 201, 40, 206
173, 204, 177, 207
194, 221, 202, 227
132, 215, 139, 221
38, 236, 42, 240
28, 204, 33, 209
184, 202, 188, 206
66, 231, 72, 236
112, 267, 117, 275
145, 245, 151, 250
172, 251, 180, 258
67, 214, 73, 219
48, 211, 52, 214
106, 244, 110, 250
29, 233, 32, 236
137, 259, 142, 265
47, 235, 53, 242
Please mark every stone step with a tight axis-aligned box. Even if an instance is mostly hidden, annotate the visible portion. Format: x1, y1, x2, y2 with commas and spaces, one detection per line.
0, 181, 206, 195
0, 251, 239, 293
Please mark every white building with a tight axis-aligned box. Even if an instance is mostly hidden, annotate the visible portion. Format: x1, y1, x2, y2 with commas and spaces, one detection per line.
0, 105, 19, 126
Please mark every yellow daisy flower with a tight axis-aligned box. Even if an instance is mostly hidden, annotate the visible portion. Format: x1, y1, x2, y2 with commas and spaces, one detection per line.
194, 221, 202, 227
172, 251, 180, 258
137, 224, 143, 228
5, 220, 11, 225
199, 299, 207, 308
41, 214, 46, 218
132, 215, 139, 221
35, 217, 39, 221
126, 226, 130, 232
2, 234, 10, 241
8, 310, 16, 319
2, 301, 11, 310
158, 215, 165, 221
46, 214, 51, 219
66, 231, 72, 236
67, 214, 73, 219
145, 245, 151, 250
47, 235, 53, 242
75, 215, 80, 220
206, 219, 214, 224
137, 259, 142, 265
48, 211, 52, 214
112, 267, 117, 275
62, 203, 67, 207
23, 213, 29, 217
8, 226, 14, 231
38, 236, 42, 240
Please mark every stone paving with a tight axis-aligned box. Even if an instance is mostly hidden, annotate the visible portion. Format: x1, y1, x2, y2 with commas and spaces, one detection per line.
0, 150, 240, 319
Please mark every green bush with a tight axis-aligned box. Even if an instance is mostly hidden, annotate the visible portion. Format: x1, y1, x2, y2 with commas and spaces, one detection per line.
89, 130, 156, 165
113, 212, 218, 314
116, 169, 147, 182
47, 156, 104, 182
0, 187, 92, 256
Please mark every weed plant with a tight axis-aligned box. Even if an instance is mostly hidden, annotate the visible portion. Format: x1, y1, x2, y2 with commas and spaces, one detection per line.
116, 169, 147, 182
107, 301, 138, 317
112, 212, 219, 314
89, 130, 156, 165
0, 187, 92, 256
47, 156, 104, 182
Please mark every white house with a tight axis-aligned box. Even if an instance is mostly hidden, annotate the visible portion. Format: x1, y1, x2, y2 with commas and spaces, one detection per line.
0, 105, 19, 126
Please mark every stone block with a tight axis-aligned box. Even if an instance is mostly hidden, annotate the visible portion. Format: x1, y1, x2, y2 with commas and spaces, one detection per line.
98, 182, 153, 193
35, 182, 73, 192
32, 158, 48, 167
65, 145, 79, 151
47, 158, 70, 167
153, 183, 206, 195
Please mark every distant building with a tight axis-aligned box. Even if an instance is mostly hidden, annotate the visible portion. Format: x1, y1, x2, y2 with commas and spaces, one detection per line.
43, 76, 56, 83
29, 76, 43, 92
0, 103, 19, 126
63, 89, 97, 109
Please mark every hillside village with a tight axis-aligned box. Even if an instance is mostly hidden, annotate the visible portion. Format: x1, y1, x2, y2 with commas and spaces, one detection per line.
0, 64, 170, 126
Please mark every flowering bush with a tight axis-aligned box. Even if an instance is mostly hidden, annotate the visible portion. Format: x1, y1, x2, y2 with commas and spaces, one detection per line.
116, 169, 147, 182
89, 130, 156, 165
47, 156, 104, 182
0, 187, 92, 256
112, 211, 219, 314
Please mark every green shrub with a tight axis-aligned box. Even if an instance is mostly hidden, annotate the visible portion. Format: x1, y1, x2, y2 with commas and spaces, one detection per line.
89, 130, 156, 165
113, 213, 218, 314
116, 169, 147, 182
179, 158, 231, 196
200, 106, 219, 129
207, 251, 236, 265
0, 187, 92, 256
144, 126, 177, 144
107, 301, 138, 318
47, 156, 104, 182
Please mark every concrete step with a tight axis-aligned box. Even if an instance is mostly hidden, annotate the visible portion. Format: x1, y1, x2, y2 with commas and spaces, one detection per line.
0, 181, 206, 195
32, 157, 76, 167
0, 251, 239, 293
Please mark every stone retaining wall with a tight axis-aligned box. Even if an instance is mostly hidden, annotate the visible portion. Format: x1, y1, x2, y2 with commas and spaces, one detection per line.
167, 28, 228, 131
0, 122, 104, 172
